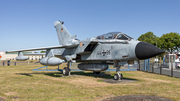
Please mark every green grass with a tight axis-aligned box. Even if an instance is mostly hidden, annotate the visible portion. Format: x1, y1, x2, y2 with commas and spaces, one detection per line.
0, 64, 180, 101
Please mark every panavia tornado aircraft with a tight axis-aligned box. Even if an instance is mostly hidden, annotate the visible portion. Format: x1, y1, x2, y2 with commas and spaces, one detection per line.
7, 20, 164, 80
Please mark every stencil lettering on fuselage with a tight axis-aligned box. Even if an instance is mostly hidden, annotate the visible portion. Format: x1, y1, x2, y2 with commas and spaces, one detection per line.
97, 50, 111, 56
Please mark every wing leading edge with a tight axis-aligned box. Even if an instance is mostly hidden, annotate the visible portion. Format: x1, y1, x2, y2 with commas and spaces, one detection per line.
6, 44, 79, 53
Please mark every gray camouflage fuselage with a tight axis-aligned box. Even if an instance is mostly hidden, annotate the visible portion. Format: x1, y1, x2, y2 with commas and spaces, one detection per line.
53, 39, 139, 62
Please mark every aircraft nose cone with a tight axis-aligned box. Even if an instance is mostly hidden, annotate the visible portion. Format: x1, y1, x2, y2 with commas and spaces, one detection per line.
135, 42, 165, 60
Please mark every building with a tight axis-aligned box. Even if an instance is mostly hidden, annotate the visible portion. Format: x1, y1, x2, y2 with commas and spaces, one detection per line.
0, 51, 45, 60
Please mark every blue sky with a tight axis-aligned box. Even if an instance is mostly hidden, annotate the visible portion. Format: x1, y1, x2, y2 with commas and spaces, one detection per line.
0, 0, 180, 51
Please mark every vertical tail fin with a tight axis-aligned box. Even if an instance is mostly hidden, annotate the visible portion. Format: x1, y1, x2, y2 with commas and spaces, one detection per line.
54, 21, 75, 45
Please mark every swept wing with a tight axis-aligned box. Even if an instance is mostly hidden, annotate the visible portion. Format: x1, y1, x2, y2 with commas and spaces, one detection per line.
6, 44, 79, 53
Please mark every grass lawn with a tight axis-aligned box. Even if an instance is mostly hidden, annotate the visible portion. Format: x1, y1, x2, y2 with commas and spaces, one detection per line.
0, 64, 180, 101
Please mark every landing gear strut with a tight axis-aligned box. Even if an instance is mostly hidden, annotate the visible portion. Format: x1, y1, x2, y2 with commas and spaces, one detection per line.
113, 61, 123, 80
63, 62, 71, 76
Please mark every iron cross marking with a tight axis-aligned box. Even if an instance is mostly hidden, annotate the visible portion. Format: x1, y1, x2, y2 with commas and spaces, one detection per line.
102, 50, 106, 56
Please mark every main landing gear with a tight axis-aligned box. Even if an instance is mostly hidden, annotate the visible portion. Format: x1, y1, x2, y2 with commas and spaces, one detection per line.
63, 62, 71, 76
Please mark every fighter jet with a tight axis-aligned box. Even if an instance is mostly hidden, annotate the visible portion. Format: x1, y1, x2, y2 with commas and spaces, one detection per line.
6, 20, 164, 80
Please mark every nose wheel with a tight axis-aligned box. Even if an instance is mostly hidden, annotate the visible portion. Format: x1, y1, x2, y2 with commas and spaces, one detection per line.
114, 64, 123, 80
114, 74, 123, 80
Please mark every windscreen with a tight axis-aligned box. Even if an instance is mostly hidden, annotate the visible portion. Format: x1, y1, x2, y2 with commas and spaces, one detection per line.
96, 32, 133, 40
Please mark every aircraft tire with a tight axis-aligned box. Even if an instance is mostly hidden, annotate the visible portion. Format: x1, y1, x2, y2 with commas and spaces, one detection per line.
63, 67, 69, 76
93, 71, 100, 75
114, 74, 119, 80
120, 74, 123, 80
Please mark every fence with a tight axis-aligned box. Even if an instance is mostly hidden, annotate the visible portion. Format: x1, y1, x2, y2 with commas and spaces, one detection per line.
0, 60, 41, 66
139, 58, 180, 78
1, 58, 180, 78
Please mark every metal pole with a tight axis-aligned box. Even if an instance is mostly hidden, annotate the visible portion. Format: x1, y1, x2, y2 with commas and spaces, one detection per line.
163, 58, 165, 68
145, 60, 146, 71
171, 55, 173, 77
138, 60, 141, 71
69, 61, 72, 76
152, 62, 154, 73
160, 58, 162, 74
7, 60, 10, 66
148, 59, 150, 72
160, 63, 162, 74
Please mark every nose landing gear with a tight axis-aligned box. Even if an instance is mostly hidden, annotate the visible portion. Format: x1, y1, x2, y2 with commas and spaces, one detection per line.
113, 61, 123, 80
114, 73, 123, 80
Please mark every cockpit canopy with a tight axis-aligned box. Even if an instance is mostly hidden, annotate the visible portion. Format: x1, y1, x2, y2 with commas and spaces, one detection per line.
96, 32, 133, 40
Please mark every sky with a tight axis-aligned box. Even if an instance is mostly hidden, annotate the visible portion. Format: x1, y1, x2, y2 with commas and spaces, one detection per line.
0, 0, 180, 51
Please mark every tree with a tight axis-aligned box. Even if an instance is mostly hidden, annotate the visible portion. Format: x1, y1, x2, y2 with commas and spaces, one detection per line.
138, 32, 157, 46
157, 32, 180, 53
40, 51, 46, 53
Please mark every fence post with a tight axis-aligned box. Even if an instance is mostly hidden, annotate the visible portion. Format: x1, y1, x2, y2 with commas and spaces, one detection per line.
160, 64, 162, 74
152, 62, 154, 73
145, 60, 146, 71
138, 60, 141, 71
3, 61, 4, 66
7, 60, 10, 66
14, 62, 16, 66
160, 59, 162, 74
147, 59, 150, 72
171, 56, 173, 77
163, 58, 165, 68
